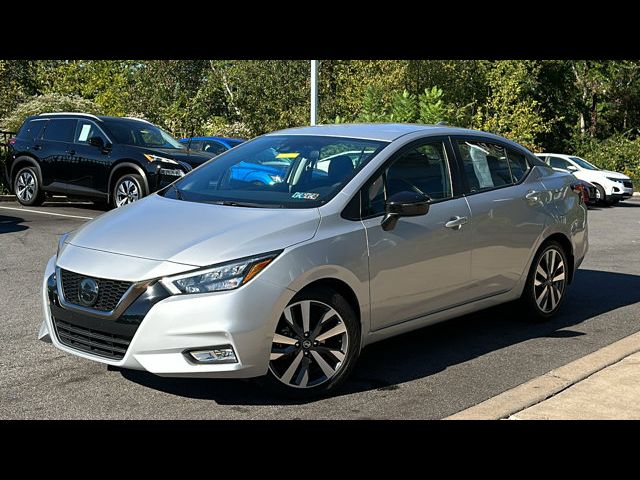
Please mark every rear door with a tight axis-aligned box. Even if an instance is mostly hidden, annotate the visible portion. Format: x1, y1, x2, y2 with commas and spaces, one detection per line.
364, 136, 473, 331
453, 137, 549, 299
40, 118, 77, 191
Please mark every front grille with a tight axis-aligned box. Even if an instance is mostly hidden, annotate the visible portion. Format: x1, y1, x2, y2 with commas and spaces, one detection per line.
53, 318, 131, 360
624, 180, 633, 189
60, 269, 131, 312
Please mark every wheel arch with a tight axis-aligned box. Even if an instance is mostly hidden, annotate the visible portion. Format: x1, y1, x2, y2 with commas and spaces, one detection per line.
108, 161, 149, 202
539, 232, 575, 284
10, 155, 43, 192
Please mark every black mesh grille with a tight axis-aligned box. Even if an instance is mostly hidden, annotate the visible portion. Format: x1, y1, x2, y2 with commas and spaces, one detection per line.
60, 269, 131, 312
624, 180, 633, 189
53, 318, 131, 360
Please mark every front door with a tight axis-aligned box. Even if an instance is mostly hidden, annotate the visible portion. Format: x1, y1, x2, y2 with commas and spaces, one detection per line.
68, 120, 112, 195
364, 138, 473, 331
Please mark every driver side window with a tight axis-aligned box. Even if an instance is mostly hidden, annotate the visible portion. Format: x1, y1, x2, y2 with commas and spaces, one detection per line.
362, 141, 452, 217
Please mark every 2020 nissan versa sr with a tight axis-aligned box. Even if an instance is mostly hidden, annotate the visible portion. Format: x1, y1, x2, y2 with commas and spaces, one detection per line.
39, 124, 588, 397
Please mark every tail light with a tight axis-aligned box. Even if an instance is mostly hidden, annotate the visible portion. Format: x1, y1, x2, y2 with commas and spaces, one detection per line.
571, 183, 587, 204
8, 138, 16, 145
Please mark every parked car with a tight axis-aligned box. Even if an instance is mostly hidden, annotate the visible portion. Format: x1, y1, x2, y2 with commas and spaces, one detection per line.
39, 124, 588, 397
6, 113, 215, 208
536, 153, 633, 205
179, 136, 245, 156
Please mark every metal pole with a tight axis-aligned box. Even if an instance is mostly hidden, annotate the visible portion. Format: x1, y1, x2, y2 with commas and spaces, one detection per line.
310, 60, 318, 126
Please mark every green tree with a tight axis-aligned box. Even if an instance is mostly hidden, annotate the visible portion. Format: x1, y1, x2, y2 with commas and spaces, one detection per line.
388, 89, 417, 123
474, 61, 549, 151
418, 86, 451, 124
356, 86, 387, 122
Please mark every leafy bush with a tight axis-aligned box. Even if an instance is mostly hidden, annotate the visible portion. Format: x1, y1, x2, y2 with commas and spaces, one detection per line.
0, 93, 101, 131
201, 117, 252, 139
574, 133, 640, 187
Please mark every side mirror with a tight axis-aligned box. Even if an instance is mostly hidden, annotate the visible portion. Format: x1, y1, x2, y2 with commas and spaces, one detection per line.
566, 165, 578, 172
381, 191, 430, 231
88, 136, 104, 148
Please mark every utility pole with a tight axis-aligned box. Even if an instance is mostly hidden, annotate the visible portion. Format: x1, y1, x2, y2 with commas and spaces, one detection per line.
310, 60, 318, 126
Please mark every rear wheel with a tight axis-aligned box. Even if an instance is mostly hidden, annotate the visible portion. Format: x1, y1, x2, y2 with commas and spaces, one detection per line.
14, 166, 45, 206
112, 174, 146, 208
260, 287, 361, 398
520, 241, 569, 321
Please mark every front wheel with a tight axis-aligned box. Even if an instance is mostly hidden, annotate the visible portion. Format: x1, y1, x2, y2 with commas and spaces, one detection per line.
112, 174, 146, 208
520, 241, 569, 321
260, 287, 361, 398
592, 183, 607, 205
14, 166, 45, 206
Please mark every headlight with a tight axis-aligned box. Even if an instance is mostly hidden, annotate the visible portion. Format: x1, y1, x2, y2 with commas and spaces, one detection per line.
144, 153, 179, 165
160, 251, 281, 295
57, 232, 71, 258
606, 177, 623, 183
269, 175, 283, 183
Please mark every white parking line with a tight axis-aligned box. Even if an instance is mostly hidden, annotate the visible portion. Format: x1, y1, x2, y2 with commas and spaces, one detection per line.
0, 206, 94, 220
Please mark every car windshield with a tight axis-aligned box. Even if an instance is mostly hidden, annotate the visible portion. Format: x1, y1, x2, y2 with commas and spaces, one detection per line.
569, 156, 599, 170
160, 135, 388, 208
103, 119, 185, 149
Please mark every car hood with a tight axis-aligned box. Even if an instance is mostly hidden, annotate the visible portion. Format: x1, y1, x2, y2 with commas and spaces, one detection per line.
66, 194, 321, 267
600, 170, 630, 180
147, 147, 215, 167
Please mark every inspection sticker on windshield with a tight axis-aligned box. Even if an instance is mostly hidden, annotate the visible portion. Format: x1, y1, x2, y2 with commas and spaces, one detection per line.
292, 192, 320, 200
276, 152, 300, 159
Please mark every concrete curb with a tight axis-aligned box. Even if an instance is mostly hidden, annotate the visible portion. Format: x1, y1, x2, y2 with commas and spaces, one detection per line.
0, 195, 15, 202
445, 330, 640, 420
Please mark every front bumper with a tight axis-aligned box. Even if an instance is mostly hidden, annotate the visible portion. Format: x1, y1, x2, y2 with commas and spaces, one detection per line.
39, 255, 294, 378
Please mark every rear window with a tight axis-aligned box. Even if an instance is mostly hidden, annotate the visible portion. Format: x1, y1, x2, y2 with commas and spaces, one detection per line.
17, 119, 47, 140
43, 119, 77, 143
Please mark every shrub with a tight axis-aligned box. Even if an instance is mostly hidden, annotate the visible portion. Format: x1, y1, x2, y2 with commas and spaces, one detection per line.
573, 133, 640, 187
0, 93, 101, 131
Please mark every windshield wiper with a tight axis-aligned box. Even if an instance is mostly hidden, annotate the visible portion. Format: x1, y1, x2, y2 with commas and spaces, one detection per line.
208, 200, 283, 208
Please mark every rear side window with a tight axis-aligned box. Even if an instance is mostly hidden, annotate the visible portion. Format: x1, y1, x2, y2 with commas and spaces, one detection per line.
203, 140, 228, 155
43, 119, 77, 142
549, 156, 571, 169
506, 148, 530, 182
457, 140, 512, 191
188, 140, 203, 150
17, 119, 47, 140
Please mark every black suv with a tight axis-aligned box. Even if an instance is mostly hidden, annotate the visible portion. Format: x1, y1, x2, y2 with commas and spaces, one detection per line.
5, 113, 215, 208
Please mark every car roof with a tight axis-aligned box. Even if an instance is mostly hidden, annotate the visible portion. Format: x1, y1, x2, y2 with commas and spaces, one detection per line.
266, 123, 518, 144
37, 113, 153, 125
536, 153, 575, 158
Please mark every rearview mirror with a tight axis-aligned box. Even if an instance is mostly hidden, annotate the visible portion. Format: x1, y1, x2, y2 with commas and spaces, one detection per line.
381, 191, 430, 231
88, 136, 104, 148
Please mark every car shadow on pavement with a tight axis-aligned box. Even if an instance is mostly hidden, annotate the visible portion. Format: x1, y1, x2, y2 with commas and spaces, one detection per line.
118, 268, 640, 405
617, 201, 640, 207
0, 215, 28, 234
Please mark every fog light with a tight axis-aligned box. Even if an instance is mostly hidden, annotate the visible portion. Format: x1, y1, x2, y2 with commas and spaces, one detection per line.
187, 345, 237, 364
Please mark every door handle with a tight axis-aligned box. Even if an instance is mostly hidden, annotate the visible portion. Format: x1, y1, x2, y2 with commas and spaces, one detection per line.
445, 216, 468, 230
67, 149, 76, 156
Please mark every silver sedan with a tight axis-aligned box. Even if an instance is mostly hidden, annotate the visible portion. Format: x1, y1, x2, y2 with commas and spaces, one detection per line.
39, 124, 588, 397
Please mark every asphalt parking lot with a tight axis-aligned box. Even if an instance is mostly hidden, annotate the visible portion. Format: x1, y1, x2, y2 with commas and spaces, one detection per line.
1, 198, 640, 419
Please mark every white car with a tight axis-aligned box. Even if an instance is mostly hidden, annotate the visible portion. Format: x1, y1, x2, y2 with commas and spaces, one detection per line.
535, 153, 633, 205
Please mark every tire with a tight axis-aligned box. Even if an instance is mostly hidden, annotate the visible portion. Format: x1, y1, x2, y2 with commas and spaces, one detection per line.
259, 286, 361, 398
520, 240, 569, 322
592, 183, 606, 205
13, 166, 45, 206
111, 173, 146, 208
